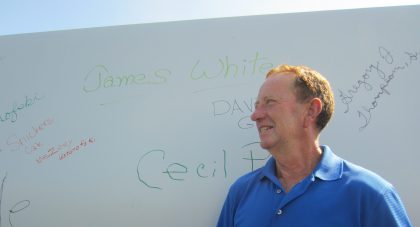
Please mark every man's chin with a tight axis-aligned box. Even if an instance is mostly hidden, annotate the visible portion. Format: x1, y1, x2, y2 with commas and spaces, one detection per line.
259, 141, 271, 150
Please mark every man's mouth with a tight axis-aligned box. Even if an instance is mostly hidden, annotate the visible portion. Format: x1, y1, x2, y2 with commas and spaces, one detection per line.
259, 126, 273, 133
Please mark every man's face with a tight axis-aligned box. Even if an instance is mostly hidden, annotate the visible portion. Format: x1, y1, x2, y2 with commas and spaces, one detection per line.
251, 73, 308, 151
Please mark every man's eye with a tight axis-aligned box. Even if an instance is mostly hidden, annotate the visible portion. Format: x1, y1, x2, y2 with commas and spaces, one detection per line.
266, 99, 275, 104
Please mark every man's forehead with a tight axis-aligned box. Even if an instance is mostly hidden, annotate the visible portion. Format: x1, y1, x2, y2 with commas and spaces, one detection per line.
261, 73, 294, 90
256, 75, 296, 100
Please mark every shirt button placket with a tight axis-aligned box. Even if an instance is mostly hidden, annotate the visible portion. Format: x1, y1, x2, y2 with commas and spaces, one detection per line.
275, 188, 283, 216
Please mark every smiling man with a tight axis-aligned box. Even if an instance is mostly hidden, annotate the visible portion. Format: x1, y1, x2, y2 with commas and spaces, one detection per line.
217, 64, 412, 227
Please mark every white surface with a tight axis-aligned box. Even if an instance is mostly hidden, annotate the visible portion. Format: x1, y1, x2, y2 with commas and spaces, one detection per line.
0, 5, 419, 227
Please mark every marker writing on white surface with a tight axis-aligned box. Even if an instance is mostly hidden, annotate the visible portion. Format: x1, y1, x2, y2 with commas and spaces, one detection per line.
0, 173, 31, 227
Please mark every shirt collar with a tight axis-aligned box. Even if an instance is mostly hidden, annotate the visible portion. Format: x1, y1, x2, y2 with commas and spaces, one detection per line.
259, 145, 343, 182
259, 156, 279, 185
313, 145, 343, 181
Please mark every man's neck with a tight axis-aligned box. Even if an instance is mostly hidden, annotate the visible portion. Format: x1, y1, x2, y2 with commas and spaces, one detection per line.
271, 142, 322, 192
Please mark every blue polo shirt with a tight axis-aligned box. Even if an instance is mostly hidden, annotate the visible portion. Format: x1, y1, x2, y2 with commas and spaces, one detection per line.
217, 145, 412, 227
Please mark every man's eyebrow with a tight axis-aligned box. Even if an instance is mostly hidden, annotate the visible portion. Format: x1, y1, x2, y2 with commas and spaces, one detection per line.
261, 96, 273, 102
254, 96, 270, 107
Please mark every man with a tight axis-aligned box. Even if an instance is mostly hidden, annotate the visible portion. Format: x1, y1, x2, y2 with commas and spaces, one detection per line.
217, 64, 412, 226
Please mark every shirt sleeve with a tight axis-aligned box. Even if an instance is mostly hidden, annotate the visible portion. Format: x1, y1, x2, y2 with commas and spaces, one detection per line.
216, 187, 236, 227
365, 186, 412, 227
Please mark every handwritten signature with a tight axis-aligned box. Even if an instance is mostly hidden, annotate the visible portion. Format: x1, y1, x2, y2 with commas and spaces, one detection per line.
0, 173, 30, 227
0, 94, 44, 124
338, 47, 419, 131
58, 137, 95, 160
136, 142, 269, 190
3, 118, 54, 154
190, 51, 273, 80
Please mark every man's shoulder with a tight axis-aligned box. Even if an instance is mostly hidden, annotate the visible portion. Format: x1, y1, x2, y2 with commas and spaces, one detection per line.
322, 145, 393, 193
341, 159, 393, 193
337, 158, 412, 226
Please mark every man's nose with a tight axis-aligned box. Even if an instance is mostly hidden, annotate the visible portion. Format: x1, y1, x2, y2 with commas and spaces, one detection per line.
251, 106, 264, 122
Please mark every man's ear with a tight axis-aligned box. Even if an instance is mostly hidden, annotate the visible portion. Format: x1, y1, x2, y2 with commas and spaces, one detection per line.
304, 98, 322, 128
